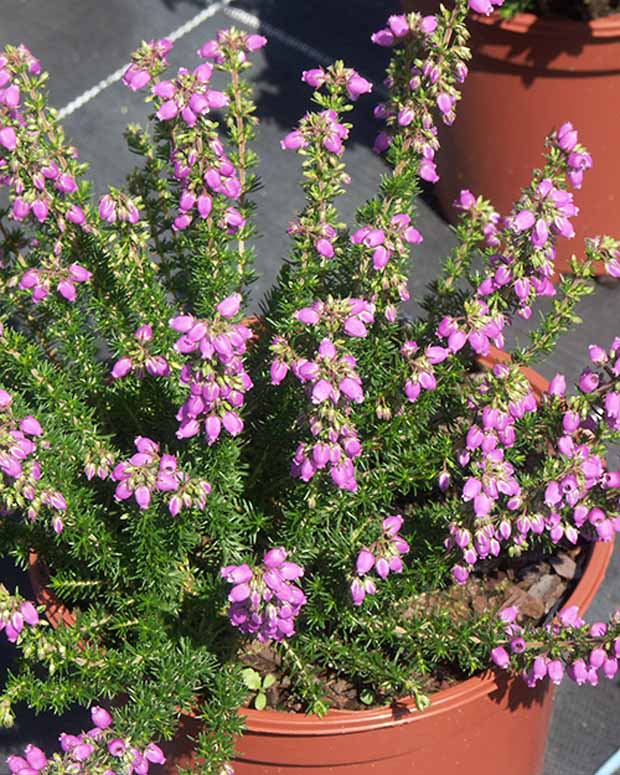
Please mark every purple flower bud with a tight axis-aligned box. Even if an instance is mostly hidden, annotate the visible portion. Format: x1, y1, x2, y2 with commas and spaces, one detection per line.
301, 68, 326, 88
20, 601, 39, 626
356, 549, 375, 575
491, 646, 510, 669
25, 745, 47, 770
578, 369, 599, 393
351, 578, 366, 606
157, 99, 179, 121
513, 210, 535, 232
91, 706, 113, 729
281, 130, 306, 151
295, 307, 320, 325
346, 73, 372, 100
20, 416, 43, 436
144, 743, 166, 764
217, 293, 242, 319
548, 373, 566, 397
134, 485, 151, 509
222, 411, 243, 436
111, 357, 133, 380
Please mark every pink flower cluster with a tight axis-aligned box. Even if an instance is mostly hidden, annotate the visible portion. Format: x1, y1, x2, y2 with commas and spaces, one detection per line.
370, 12, 469, 182
110, 324, 170, 380
446, 362, 538, 583
351, 214, 423, 273
281, 108, 351, 158
110, 437, 211, 516
468, 0, 504, 16
491, 605, 620, 689
124, 35, 249, 237
197, 28, 267, 65
7, 705, 165, 775
300, 66, 372, 102
0, 589, 39, 644
271, 333, 365, 492
293, 297, 375, 338
0, 389, 67, 532
98, 192, 140, 224
400, 339, 451, 403
221, 548, 306, 642
371, 13, 439, 47
437, 297, 505, 357
19, 261, 92, 304
171, 294, 252, 445
351, 515, 409, 606
122, 38, 173, 92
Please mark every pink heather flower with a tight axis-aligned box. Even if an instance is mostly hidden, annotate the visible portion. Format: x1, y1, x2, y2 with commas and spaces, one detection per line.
387, 14, 410, 37
111, 357, 133, 379
491, 646, 510, 669
99, 194, 116, 222
58, 280, 77, 302
25, 745, 47, 770
0, 126, 17, 152
20, 601, 39, 626
301, 68, 326, 88
32, 198, 50, 222
222, 411, 243, 436
419, 159, 438, 183
57, 173, 78, 194
578, 369, 599, 393
398, 107, 414, 126
197, 193, 213, 218
246, 34, 267, 51
157, 99, 179, 121
295, 307, 320, 325
547, 373, 566, 397
456, 189, 476, 209
20, 416, 43, 436
217, 293, 242, 319
421, 14, 438, 34
270, 361, 289, 385
557, 121, 578, 152
513, 209, 535, 232
91, 706, 113, 729
468, 0, 496, 14
123, 65, 151, 91
346, 73, 372, 101
69, 263, 92, 283
531, 218, 549, 248
356, 549, 375, 575
66, 205, 86, 225
371, 29, 395, 47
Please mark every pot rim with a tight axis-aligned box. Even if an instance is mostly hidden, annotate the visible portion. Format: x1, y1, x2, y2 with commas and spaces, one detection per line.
473, 9, 620, 38
28, 347, 616, 736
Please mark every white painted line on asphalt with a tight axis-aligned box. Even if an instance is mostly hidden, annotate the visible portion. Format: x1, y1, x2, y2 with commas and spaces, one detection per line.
222, 5, 389, 98
57, 0, 235, 120
57, 0, 386, 121
222, 5, 335, 67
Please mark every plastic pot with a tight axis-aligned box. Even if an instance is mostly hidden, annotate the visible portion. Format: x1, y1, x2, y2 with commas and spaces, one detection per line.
28, 349, 615, 774
403, 3, 620, 275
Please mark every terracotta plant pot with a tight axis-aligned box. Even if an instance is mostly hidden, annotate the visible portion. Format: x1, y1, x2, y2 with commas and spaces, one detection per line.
27, 349, 615, 774
403, 2, 620, 275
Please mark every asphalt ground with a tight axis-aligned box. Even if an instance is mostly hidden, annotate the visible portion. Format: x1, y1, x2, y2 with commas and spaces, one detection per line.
1, 1, 619, 773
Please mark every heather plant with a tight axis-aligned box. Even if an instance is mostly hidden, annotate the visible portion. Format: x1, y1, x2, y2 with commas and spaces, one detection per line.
1, 1, 620, 773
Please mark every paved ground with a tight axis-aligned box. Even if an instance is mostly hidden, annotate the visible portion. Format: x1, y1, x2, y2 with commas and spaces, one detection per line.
1, 1, 619, 773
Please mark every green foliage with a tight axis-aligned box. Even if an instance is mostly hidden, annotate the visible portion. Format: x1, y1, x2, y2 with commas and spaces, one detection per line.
0, 7, 619, 775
